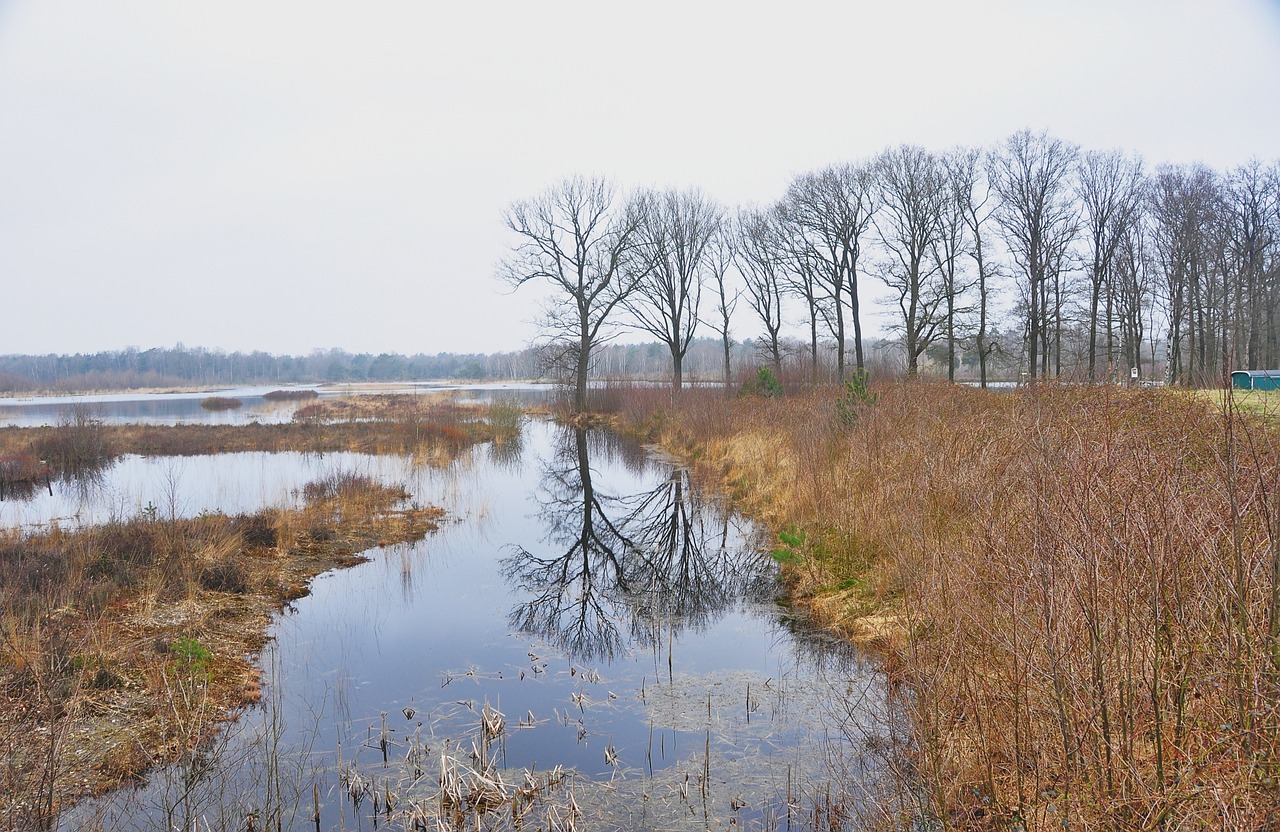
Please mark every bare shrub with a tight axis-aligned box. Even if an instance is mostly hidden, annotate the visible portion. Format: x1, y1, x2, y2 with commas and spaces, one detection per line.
30, 404, 115, 477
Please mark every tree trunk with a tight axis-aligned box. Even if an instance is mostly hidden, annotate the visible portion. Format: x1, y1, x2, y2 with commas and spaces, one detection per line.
851, 274, 865, 371
721, 332, 732, 396
575, 328, 591, 413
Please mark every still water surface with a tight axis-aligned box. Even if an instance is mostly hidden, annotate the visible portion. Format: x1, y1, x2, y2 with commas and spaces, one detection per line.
0, 383, 553, 427
57, 419, 898, 831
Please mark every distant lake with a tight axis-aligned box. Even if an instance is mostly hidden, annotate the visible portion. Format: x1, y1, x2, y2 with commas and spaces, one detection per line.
0, 383, 555, 427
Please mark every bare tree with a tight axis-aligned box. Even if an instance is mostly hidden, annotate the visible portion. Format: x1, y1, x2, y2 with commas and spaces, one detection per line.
499, 176, 646, 412
774, 204, 828, 384
705, 226, 740, 392
624, 189, 721, 393
988, 130, 1080, 378
1113, 220, 1153, 379
873, 145, 949, 378
1077, 149, 1145, 381
734, 207, 786, 378
946, 147, 1000, 387
1149, 165, 1224, 385
777, 163, 877, 377
1227, 160, 1279, 368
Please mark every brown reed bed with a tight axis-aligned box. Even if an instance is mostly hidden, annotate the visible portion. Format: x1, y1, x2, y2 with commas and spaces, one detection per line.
0, 474, 445, 828
198, 396, 243, 411
607, 380, 1280, 829
261, 388, 319, 402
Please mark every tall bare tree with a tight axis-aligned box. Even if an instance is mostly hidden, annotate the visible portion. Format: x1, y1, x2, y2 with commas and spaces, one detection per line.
946, 147, 1000, 387
774, 204, 828, 384
873, 145, 949, 378
1227, 160, 1279, 368
624, 189, 721, 393
1077, 149, 1145, 381
705, 227, 740, 392
1114, 221, 1152, 378
777, 163, 876, 377
499, 176, 646, 412
734, 207, 786, 378
989, 130, 1080, 378
1149, 165, 1224, 385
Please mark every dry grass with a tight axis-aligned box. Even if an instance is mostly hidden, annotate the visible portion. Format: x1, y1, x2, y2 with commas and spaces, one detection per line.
0, 395, 518, 462
198, 396, 243, 411
615, 381, 1280, 829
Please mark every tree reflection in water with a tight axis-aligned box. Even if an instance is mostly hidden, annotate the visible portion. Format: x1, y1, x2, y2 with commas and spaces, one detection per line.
502, 426, 775, 663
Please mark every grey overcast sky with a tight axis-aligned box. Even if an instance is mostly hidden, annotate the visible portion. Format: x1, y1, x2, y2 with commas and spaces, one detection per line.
1, 1, 1278, 357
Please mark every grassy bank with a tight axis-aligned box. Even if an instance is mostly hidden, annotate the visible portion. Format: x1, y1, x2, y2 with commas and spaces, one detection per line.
609, 381, 1280, 829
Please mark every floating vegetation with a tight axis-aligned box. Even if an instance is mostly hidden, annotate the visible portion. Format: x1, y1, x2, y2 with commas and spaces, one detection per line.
199, 396, 243, 411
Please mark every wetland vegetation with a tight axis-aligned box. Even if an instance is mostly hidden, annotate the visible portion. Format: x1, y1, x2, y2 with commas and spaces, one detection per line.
8, 376, 1280, 831
601, 379, 1280, 829
0, 394, 522, 829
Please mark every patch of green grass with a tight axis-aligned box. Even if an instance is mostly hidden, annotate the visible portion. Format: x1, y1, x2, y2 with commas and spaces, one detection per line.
169, 637, 212, 678
831, 576, 862, 592
1192, 388, 1280, 418
770, 526, 808, 565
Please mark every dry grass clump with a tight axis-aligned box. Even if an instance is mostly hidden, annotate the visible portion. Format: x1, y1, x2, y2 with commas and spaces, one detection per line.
261, 388, 319, 402
198, 396, 243, 411
626, 381, 1280, 828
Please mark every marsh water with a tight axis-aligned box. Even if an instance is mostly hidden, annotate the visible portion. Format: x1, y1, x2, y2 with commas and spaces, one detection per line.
0, 383, 553, 427
42, 409, 899, 831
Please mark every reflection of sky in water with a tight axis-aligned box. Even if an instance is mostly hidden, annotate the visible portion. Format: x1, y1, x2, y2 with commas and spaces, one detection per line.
0, 452, 423, 530
60, 420, 896, 832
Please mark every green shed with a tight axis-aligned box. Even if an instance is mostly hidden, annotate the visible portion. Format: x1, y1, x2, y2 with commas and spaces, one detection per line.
1232, 370, 1280, 390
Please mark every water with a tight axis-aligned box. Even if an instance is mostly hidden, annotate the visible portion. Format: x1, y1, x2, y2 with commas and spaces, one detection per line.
57, 420, 901, 831
0, 383, 555, 427
0, 451, 423, 530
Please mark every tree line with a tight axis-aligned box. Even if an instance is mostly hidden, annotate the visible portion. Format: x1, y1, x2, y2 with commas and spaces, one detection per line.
500, 130, 1280, 409
0, 345, 542, 392
0, 340, 842, 393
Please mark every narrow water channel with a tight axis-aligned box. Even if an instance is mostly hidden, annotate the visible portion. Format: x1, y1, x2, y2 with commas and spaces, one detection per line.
59, 419, 902, 831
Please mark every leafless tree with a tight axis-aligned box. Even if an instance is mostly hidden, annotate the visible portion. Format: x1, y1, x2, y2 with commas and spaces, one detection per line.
1227, 160, 1279, 368
988, 130, 1080, 378
1113, 221, 1153, 378
499, 176, 647, 412
946, 147, 1000, 387
1077, 149, 1145, 381
624, 189, 722, 393
704, 226, 740, 392
734, 207, 787, 378
774, 204, 828, 383
1149, 165, 1224, 385
873, 145, 949, 378
777, 163, 877, 377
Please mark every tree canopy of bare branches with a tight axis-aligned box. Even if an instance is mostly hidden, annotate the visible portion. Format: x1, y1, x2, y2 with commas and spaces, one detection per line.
988, 130, 1080, 378
624, 189, 723, 392
499, 176, 646, 411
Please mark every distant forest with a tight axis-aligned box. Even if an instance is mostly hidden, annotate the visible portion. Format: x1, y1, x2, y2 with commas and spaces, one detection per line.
0, 334, 1027, 394
0, 338, 947, 393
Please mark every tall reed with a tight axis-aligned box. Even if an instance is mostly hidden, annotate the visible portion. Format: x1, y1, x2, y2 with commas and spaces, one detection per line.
630, 381, 1280, 828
